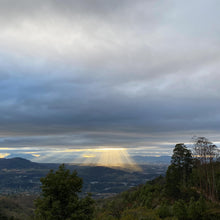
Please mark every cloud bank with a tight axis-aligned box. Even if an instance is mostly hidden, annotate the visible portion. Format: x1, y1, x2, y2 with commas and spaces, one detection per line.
0, 0, 220, 155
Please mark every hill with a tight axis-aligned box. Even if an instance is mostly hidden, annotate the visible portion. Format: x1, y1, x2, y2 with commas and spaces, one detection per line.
0, 158, 167, 198
94, 143, 220, 220
0, 157, 43, 169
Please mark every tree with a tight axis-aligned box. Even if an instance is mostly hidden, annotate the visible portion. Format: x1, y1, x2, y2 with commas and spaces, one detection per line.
166, 163, 181, 197
166, 143, 193, 197
171, 143, 193, 186
193, 137, 219, 201
35, 164, 94, 220
193, 137, 219, 165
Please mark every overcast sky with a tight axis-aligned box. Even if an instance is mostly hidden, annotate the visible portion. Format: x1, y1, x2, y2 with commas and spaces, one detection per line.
0, 0, 220, 161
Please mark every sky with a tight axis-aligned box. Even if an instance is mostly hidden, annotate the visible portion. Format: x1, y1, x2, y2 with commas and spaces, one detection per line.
0, 0, 220, 163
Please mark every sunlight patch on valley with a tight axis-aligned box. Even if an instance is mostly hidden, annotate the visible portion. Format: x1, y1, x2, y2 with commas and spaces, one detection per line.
82, 148, 142, 172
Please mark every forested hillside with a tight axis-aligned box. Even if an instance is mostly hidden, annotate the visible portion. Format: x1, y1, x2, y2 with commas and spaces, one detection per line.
94, 138, 220, 220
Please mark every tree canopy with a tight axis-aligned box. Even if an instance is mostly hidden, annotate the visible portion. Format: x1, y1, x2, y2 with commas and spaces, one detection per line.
35, 164, 94, 220
193, 137, 219, 201
166, 143, 193, 197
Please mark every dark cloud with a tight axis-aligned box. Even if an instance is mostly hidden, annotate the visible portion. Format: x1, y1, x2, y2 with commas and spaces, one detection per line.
0, 1, 220, 153
0, 0, 166, 23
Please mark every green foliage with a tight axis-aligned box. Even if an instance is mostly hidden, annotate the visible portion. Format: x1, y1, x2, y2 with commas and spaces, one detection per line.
121, 207, 160, 220
157, 202, 172, 219
120, 176, 165, 210
193, 137, 219, 201
0, 196, 34, 220
165, 164, 181, 198
216, 164, 220, 200
107, 198, 126, 219
95, 141, 220, 220
94, 176, 167, 220
35, 164, 94, 220
187, 197, 206, 220
173, 200, 187, 220
166, 144, 193, 198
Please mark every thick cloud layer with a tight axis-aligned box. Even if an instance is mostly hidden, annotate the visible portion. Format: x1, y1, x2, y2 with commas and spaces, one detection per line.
0, 0, 220, 152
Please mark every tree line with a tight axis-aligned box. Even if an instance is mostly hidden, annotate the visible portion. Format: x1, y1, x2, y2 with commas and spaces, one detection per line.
94, 137, 220, 220
166, 137, 219, 202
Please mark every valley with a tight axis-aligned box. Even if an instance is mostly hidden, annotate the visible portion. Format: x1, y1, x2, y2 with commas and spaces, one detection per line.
0, 158, 168, 199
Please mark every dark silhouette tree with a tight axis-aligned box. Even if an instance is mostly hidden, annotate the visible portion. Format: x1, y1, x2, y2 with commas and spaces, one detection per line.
35, 164, 94, 220
193, 136, 219, 201
166, 143, 193, 197
172, 143, 193, 186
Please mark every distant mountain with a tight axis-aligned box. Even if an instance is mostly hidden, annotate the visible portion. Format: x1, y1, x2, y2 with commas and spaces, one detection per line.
132, 156, 171, 164
0, 157, 41, 169
4, 154, 171, 165
6, 153, 37, 160
1, 157, 62, 170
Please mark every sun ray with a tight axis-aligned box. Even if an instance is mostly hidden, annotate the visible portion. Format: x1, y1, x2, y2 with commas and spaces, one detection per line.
80, 148, 141, 172
0, 153, 10, 158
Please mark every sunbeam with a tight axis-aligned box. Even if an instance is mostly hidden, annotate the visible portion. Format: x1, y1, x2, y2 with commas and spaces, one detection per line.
82, 148, 142, 172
